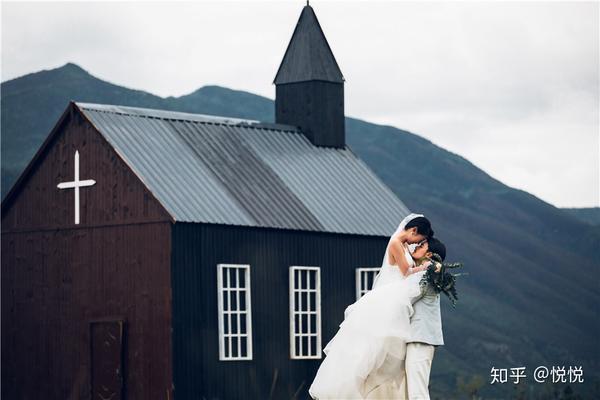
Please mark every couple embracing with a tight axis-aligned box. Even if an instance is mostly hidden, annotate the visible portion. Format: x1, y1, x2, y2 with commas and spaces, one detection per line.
309, 213, 446, 400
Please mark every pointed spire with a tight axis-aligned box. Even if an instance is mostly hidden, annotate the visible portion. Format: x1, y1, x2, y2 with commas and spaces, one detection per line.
273, 5, 344, 85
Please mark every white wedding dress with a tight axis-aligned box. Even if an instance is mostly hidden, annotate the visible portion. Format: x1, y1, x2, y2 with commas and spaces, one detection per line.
308, 241, 426, 399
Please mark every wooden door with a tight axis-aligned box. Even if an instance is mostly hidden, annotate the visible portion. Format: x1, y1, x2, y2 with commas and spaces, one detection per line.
90, 320, 124, 400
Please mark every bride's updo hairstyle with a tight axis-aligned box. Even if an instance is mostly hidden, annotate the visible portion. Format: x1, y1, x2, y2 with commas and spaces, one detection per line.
427, 237, 446, 261
404, 216, 434, 238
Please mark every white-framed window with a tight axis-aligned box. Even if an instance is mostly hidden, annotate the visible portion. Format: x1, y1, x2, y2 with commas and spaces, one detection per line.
355, 267, 381, 300
217, 263, 253, 360
289, 266, 321, 359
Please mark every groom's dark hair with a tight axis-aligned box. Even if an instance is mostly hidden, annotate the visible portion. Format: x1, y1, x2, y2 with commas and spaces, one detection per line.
405, 216, 434, 238
427, 237, 446, 261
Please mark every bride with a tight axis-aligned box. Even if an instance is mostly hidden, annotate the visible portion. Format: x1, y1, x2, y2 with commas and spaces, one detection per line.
308, 213, 435, 400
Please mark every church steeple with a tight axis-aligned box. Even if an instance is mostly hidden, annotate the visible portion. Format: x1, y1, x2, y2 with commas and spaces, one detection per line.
273, 5, 344, 85
273, 4, 346, 148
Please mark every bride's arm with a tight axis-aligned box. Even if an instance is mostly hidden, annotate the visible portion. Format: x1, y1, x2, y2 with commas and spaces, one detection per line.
387, 237, 411, 276
406, 264, 428, 275
407, 260, 442, 275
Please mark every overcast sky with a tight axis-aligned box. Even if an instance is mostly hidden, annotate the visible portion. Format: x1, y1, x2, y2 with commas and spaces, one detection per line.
1, 0, 598, 208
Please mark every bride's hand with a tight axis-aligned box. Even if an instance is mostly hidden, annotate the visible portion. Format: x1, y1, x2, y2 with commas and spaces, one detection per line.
421, 259, 442, 273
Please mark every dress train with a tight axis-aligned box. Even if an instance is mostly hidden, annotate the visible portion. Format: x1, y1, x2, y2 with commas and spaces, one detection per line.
308, 271, 424, 399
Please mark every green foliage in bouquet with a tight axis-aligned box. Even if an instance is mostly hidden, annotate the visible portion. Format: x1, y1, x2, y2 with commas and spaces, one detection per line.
418, 253, 468, 308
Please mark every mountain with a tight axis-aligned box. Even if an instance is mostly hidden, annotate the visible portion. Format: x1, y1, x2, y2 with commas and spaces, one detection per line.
2, 63, 599, 399
563, 207, 600, 226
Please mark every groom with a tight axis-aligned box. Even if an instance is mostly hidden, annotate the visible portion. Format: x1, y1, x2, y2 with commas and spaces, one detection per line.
364, 238, 446, 400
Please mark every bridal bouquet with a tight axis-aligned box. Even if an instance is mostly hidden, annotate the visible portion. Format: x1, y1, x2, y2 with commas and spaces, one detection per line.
418, 254, 467, 308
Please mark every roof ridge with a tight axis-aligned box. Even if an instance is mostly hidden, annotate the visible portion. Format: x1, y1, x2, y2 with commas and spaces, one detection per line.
75, 102, 301, 132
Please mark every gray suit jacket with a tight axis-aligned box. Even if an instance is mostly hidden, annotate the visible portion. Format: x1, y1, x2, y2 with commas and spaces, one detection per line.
408, 271, 444, 347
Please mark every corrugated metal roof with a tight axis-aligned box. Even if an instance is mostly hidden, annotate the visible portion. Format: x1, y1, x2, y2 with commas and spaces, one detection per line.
76, 102, 410, 237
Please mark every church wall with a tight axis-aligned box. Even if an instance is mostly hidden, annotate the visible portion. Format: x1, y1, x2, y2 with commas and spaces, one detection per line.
1, 222, 173, 399
171, 222, 387, 400
1, 103, 174, 399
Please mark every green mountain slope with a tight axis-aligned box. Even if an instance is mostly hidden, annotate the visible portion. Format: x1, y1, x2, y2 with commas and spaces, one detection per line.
563, 207, 600, 226
2, 63, 598, 399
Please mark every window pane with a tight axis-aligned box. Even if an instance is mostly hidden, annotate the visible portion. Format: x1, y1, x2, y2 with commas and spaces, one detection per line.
239, 290, 246, 310
225, 268, 231, 288
309, 292, 316, 310
240, 313, 247, 333
310, 313, 317, 334
301, 314, 309, 335
233, 314, 240, 334
230, 291, 238, 311
301, 291, 308, 311
231, 336, 238, 358
302, 336, 309, 356
294, 313, 301, 334
292, 290, 297, 312
224, 314, 230, 334
232, 268, 239, 288
239, 269, 246, 287
369, 271, 376, 290
223, 291, 229, 310
241, 336, 248, 357
222, 267, 228, 288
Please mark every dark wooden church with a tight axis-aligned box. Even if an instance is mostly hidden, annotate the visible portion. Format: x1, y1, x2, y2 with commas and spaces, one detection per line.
1, 4, 411, 400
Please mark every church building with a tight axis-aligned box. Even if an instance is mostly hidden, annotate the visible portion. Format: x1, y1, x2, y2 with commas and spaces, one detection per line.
1, 4, 411, 399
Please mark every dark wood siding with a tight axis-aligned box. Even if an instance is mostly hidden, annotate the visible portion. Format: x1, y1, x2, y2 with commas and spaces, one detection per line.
1, 106, 174, 399
2, 223, 173, 399
171, 222, 388, 400
1, 104, 172, 231
275, 81, 345, 148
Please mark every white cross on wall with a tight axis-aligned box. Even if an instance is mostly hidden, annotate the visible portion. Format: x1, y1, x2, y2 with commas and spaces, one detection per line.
57, 150, 96, 224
